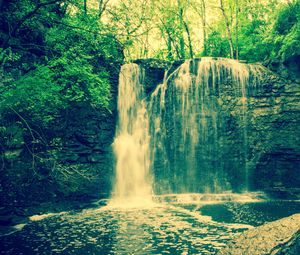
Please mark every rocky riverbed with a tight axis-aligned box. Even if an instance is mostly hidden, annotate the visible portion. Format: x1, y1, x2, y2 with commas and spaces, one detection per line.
218, 214, 300, 255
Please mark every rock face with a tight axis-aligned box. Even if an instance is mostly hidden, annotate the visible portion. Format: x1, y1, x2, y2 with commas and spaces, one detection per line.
218, 214, 300, 255
0, 58, 121, 208
270, 230, 300, 255
134, 58, 184, 94
247, 75, 300, 191
138, 58, 300, 193
1, 57, 299, 208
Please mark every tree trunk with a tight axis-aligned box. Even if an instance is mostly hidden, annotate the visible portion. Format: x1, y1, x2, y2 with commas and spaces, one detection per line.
235, 0, 239, 59
143, 32, 149, 58
177, 0, 186, 59
183, 21, 194, 59
200, 0, 207, 55
219, 0, 234, 59
98, 0, 110, 18
84, 0, 87, 14
167, 34, 173, 60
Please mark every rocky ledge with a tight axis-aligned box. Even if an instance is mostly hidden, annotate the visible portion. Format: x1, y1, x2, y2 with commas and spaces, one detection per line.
0, 198, 104, 236
218, 214, 300, 255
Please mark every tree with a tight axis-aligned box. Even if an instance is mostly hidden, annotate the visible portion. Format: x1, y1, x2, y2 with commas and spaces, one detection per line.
177, 0, 186, 59
270, 0, 300, 61
235, 0, 239, 59
84, 0, 87, 14
191, 0, 207, 56
1, 0, 64, 51
103, 0, 152, 60
219, 0, 234, 58
98, 0, 111, 18
0, 0, 124, 199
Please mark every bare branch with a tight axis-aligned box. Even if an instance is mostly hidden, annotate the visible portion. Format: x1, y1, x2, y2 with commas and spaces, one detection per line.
219, 0, 234, 58
99, 0, 111, 18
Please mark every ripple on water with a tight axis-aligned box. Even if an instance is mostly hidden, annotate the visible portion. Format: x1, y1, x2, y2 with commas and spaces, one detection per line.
0, 203, 250, 255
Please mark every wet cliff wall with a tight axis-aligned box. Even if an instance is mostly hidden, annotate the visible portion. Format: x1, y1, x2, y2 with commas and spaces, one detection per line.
136, 58, 300, 194
247, 73, 300, 190
1, 57, 299, 210
0, 59, 121, 208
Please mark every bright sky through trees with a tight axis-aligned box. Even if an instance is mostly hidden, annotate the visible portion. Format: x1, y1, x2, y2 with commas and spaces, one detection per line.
81, 0, 296, 61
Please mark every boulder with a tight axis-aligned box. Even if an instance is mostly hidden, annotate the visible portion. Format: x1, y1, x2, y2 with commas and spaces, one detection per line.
270, 230, 300, 255
218, 214, 300, 255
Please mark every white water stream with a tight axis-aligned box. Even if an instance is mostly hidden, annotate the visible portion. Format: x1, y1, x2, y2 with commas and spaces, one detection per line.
149, 58, 264, 193
110, 64, 153, 206
111, 58, 264, 205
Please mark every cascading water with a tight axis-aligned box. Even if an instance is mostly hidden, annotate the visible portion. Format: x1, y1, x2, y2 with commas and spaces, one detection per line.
111, 58, 263, 203
149, 57, 263, 194
110, 63, 153, 205
5, 59, 297, 255
3, 59, 298, 255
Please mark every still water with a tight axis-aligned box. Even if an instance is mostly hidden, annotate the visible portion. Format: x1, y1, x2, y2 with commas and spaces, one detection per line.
1, 196, 300, 255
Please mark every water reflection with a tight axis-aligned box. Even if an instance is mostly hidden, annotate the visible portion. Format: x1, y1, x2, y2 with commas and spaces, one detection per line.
1, 203, 247, 254
1, 199, 299, 255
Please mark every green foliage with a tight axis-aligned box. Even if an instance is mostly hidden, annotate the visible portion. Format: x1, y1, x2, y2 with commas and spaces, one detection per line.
0, 0, 123, 199
274, 2, 298, 35
280, 24, 300, 60
237, 19, 270, 62
1, 0, 299, 202
1, 58, 110, 126
205, 31, 230, 58
270, 2, 300, 61
45, 16, 116, 108
203, 0, 300, 63
48, 53, 110, 106
0, 5, 122, 127
1, 65, 62, 125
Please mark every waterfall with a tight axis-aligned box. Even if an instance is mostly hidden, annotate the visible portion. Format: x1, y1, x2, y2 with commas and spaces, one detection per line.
110, 64, 153, 205
149, 57, 263, 194
111, 58, 264, 203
